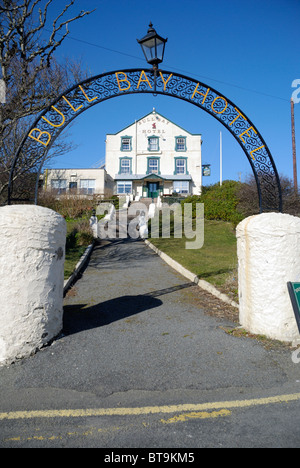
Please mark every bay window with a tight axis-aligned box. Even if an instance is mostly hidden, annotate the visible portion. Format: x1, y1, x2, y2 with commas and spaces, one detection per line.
117, 181, 132, 194
173, 180, 189, 194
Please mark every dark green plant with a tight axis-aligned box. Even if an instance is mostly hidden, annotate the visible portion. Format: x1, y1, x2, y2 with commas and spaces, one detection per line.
181, 180, 245, 226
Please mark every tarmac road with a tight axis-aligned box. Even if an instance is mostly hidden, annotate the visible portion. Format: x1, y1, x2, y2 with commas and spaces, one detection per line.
1, 238, 300, 449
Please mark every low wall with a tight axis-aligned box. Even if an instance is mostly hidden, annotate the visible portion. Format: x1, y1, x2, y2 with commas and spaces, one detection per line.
0, 205, 66, 365
236, 213, 300, 342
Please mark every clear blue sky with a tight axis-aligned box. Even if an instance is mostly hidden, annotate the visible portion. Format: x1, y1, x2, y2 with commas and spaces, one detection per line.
41, 0, 300, 186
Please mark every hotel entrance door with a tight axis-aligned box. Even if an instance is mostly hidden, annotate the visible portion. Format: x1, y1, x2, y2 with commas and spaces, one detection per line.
148, 182, 159, 199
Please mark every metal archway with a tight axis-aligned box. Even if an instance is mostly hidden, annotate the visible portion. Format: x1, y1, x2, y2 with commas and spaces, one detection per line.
8, 68, 282, 212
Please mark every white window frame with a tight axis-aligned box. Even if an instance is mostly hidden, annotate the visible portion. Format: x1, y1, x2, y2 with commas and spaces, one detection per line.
176, 158, 186, 174
148, 137, 159, 152
80, 179, 96, 195
120, 158, 131, 174
51, 179, 67, 194
176, 137, 186, 151
148, 158, 159, 174
173, 180, 189, 194
121, 137, 131, 151
117, 181, 132, 194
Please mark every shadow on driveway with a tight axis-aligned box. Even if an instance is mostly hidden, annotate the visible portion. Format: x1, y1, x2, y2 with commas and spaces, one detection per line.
63, 282, 194, 336
63, 295, 162, 335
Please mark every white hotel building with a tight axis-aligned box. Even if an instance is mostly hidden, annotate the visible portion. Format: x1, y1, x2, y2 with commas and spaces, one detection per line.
44, 109, 202, 198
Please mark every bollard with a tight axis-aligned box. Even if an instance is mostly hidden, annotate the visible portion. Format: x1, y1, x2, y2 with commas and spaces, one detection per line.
236, 213, 300, 342
0, 205, 66, 365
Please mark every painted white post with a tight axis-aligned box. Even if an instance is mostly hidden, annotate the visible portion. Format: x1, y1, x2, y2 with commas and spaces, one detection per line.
0, 205, 66, 366
148, 202, 156, 219
89, 214, 98, 238
236, 213, 300, 342
138, 212, 148, 239
157, 196, 162, 208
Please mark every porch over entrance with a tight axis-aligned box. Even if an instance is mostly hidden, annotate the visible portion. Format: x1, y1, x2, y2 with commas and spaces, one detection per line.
114, 173, 192, 198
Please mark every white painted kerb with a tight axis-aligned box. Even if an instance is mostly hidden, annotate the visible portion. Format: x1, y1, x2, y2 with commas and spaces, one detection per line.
0, 205, 66, 365
236, 213, 300, 342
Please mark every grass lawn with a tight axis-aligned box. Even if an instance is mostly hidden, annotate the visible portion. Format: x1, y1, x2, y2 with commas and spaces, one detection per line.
149, 219, 238, 302
64, 219, 94, 280
64, 245, 90, 280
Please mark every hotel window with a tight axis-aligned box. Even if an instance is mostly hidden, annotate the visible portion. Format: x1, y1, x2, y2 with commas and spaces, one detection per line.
148, 158, 159, 174
119, 158, 132, 174
51, 179, 67, 194
175, 158, 186, 174
148, 136, 159, 152
173, 180, 189, 194
121, 136, 132, 151
117, 181, 132, 194
80, 179, 96, 195
175, 136, 187, 152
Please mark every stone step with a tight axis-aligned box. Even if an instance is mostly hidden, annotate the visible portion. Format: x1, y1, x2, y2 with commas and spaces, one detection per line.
131, 198, 156, 207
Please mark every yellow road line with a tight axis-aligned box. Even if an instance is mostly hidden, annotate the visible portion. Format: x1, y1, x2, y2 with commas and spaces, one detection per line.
1, 393, 300, 421
161, 409, 231, 424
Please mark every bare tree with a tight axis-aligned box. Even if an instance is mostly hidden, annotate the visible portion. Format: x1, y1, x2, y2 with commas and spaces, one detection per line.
0, 0, 95, 203
237, 174, 300, 217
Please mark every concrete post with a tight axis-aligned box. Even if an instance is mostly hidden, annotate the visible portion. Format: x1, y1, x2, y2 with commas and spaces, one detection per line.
0, 205, 66, 366
236, 213, 300, 342
89, 214, 98, 238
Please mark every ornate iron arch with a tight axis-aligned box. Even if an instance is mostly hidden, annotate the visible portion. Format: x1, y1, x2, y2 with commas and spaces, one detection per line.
8, 68, 282, 212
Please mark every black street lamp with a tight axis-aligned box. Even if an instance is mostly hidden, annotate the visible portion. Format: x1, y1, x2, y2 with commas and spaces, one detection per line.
137, 22, 168, 93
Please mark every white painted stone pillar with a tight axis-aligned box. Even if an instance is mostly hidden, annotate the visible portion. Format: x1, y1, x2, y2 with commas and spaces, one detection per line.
89, 214, 98, 238
236, 213, 300, 342
148, 202, 156, 219
0, 205, 66, 366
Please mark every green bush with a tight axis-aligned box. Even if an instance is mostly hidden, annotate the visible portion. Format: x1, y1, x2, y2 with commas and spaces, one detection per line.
66, 227, 78, 250
38, 191, 98, 220
181, 180, 245, 226
74, 219, 95, 246
66, 219, 94, 250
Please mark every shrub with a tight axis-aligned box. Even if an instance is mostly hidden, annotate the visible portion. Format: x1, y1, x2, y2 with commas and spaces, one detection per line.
73, 219, 94, 246
66, 226, 78, 250
181, 180, 245, 226
66, 219, 94, 248
38, 191, 97, 219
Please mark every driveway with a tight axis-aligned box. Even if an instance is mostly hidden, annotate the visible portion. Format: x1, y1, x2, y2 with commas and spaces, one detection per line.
1, 238, 300, 448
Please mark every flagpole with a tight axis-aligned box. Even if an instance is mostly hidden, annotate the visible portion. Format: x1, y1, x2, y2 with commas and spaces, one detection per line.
291, 98, 297, 193
220, 131, 222, 186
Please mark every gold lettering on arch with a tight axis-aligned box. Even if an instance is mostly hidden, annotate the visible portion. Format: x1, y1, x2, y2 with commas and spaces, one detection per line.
211, 96, 228, 114
136, 70, 152, 90
115, 72, 131, 91
42, 106, 65, 128
159, 72, 173, 91
250, 145, 265, 161
79, 85, 99, 102
62, 95, 83, 112
191, 83, 210, 104
28, 128, 51, 146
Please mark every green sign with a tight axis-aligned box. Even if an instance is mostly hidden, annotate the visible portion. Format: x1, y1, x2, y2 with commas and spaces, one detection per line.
287, 282, 300, 332
202, 164, 211, 176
